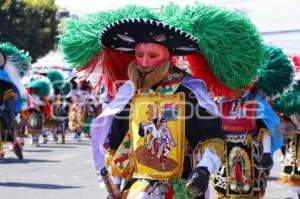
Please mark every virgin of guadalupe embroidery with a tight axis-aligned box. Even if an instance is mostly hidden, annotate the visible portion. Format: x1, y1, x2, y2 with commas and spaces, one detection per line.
227, 146, 254, 196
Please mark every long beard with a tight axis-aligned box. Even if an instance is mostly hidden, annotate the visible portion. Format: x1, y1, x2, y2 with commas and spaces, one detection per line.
127, 60, 170, 91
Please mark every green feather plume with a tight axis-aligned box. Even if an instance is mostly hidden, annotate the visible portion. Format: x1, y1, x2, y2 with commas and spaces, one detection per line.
273, 81, 300, 117
59, 3, 265, 90
29, 78, 52, 97
60, 82, 71, 96
158, 4, 265, 89
47, 70, 65, 89
256, 45, 294, 97
0, 42, 31, 77
59, 5, 156, 68
169, 179, 196, 199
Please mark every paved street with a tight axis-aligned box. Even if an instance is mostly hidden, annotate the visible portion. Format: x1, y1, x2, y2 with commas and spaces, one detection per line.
263, 151, 298, 199
0, 134, 298, 199
0, 134, 107, 199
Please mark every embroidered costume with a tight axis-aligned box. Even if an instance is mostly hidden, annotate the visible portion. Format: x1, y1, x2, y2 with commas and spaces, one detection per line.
41, 70, 66, 144
215, 93, 280, 199
25, 74, 52, 146
59, 4, 265, 198
68, 80, 92, 142
0, 42, 31, 160
214, 45, 294, 198
273, 54, 300, 196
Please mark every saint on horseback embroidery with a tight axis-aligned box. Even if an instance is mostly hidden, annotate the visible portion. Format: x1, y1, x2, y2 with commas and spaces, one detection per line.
135, 101, 178, 172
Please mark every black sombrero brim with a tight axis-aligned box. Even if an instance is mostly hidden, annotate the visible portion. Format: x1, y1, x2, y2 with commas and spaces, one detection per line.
99, 18, 200, 56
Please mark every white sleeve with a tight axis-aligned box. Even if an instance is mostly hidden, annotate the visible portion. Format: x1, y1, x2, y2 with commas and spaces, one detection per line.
263, 133, 271, 153
198, 148, 222, 174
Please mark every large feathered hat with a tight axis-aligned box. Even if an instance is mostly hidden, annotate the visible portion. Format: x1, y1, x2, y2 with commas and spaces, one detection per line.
272, 54, 300, 117
47, 70, 65, 90
99, 18, 200, 55
0, 42, 32, 108
158, 4, 264, 96
25, 74, 52, 97
0, 42, 31, 77
59, 4, 265, 97
273, 81, 300, 117
255, 45, 294, 98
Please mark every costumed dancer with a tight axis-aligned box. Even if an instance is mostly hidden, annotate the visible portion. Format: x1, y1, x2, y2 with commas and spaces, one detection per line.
0, 42, 31, 160
52, 77, 75, 144
68, 79, 92, 142
273, 54, 300, 198
59, 4, 265, 198
82, 94, 99, 139
213, 45, 294, 198
82, 85, 106, 139
45, 70, 66, 143
26, 75, 52, 146
18, 89, 35, 140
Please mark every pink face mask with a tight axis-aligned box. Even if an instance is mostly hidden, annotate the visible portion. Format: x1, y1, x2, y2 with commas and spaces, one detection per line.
135, 43, 170, 69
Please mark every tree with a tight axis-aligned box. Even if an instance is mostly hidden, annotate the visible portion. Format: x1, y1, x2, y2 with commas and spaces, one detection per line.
0, 0, 59, 62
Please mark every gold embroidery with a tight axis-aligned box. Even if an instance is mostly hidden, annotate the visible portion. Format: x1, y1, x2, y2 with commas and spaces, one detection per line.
279, 176, 300, 186
196, 138, 225, 164
225, 140, 255, 198
2, 89, 17, 102
281, 134, 300, 184
110, 132, 135, 178
130, 92, 185, 180
105, 149, 116, 166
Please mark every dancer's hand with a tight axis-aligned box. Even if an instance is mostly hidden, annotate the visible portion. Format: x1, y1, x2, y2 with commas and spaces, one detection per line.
261, 153, 273, 169
186, 166, 210, 196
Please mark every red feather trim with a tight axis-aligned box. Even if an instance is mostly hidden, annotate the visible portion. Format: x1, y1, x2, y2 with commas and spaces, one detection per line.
75, 52, 101, 94
102, 48, 134, 98
290, 54, 300, 73
185, 53, 234, 97
74, 49, 135, 99
76, 50, 254, 99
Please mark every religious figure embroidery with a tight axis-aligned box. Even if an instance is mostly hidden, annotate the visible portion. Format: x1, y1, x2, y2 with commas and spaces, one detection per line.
228, 147, 252, 194
137, 101, 177, 171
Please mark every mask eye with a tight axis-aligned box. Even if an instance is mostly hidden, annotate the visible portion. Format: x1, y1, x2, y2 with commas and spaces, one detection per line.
136, 52, 143, 57
149, 53, 158, 59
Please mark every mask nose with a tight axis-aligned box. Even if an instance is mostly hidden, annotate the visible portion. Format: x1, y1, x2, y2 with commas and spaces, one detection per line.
140, 57, 149, 68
